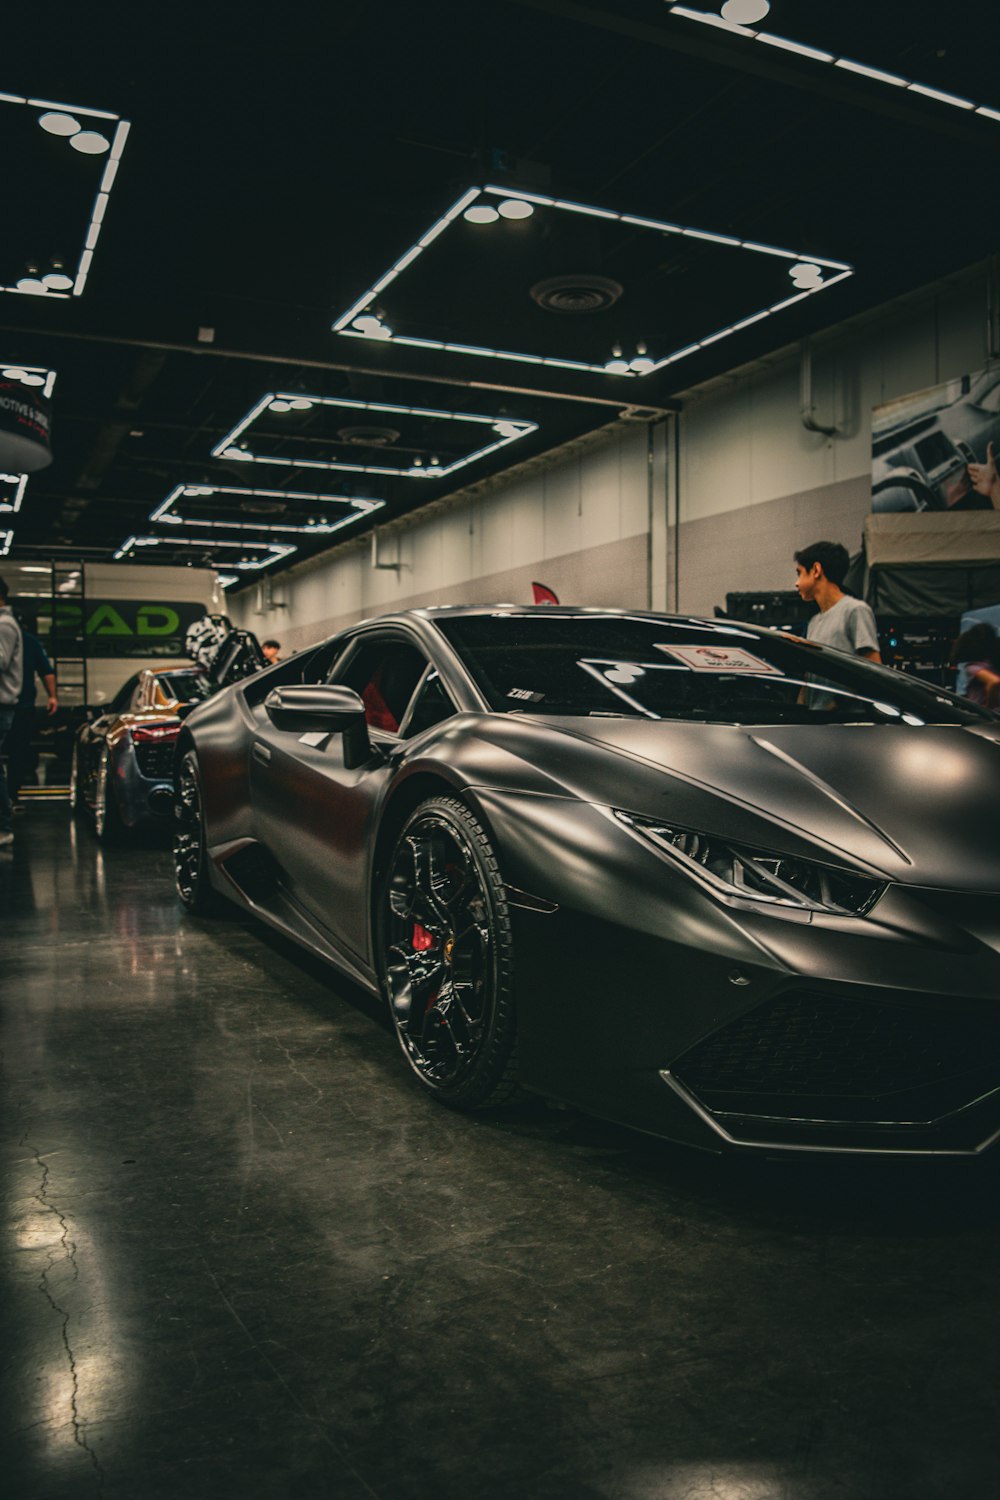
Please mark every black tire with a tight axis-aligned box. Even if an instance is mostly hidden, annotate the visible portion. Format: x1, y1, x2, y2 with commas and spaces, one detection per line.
173, 750, 219, 914
94, 748, 123, 843
379, 795, 518, 1110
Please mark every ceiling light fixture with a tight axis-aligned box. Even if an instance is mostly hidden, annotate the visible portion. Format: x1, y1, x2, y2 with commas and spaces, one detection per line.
464, 203, 500, 224
0, 474, 29, 516
113, 534, 297, 571
2, 98, 131, 301
333, 184, 853, 377
497, 199, 534, 219
149, 483, 385, 535
213, 392, 538, 479
664, 4, 1000, 122
720, 0, 769, 21
69, 130, 111, 155
38, 111, 80, 135
0, 529, 13, 557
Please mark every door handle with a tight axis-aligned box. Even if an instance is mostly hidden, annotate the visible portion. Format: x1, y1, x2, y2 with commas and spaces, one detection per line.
252, 742, 271, 765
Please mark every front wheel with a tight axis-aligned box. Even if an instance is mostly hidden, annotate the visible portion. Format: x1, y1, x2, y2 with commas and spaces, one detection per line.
94, 749, 123, 843
379, 796, 518, 1110
174, 751, 219, 914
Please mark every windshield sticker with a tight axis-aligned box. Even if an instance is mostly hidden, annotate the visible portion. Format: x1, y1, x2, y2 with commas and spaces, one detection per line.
507, 687, 545, 703
656, 644, 782, 674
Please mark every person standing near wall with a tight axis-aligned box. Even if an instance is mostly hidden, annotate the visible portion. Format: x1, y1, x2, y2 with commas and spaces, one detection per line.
0, 575, 24, 846
794, 541, 882, 662
7, 612, 58, 808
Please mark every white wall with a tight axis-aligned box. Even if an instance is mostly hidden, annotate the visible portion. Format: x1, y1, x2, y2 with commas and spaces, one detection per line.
234, 260, 998, 643
231, 423, 658, 651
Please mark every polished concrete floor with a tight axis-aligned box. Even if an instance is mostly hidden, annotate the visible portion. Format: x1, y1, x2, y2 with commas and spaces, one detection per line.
3, 803, 1000, 1499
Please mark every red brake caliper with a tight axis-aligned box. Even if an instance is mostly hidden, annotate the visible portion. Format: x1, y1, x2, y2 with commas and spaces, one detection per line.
412, 924, 444, 1016
412, 923, 435, 951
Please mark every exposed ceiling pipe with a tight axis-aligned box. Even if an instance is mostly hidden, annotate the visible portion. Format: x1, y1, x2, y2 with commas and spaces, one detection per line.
371, 528, 401, 573
0, 320, 677, 416
799, 338, 839, 437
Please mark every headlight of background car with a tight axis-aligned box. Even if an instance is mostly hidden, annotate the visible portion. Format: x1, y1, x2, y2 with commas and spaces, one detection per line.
615, 812, 885, 916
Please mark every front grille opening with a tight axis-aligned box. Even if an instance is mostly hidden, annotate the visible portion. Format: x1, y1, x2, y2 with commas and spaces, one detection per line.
673, 990, 1000, 1127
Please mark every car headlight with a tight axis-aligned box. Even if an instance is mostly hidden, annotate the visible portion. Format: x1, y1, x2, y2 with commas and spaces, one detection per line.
615, 811, 885, 916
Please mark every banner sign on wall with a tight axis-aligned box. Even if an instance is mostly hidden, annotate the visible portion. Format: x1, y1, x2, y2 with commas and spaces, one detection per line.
872, 366, 1000, 515
26, 599, 208, 659
0, 379, 52, 472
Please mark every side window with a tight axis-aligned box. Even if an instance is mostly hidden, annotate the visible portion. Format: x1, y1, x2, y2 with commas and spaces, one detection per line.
338, 639, 429, 735
400, 670, 457, 738
109, 675, 140, 714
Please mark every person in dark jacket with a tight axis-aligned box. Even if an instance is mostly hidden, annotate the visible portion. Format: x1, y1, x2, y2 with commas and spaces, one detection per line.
0, 575, 24, 844
8, 612, 58, 805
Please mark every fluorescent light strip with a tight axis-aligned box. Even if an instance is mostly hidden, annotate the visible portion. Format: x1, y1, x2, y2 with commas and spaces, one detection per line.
755, 33, 834, 63
0, 529, 13, 556
332, 181, 854, 374
212, 393, 537, 477
27, 96, 118, 119
114, 534, 297, 570
664, 5, 1000, 123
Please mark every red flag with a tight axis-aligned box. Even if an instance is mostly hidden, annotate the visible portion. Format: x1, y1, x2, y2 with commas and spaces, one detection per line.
532, 581, 559, 605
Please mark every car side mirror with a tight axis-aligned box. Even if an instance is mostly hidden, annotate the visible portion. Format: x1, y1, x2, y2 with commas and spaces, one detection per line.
264, 685, 372, 767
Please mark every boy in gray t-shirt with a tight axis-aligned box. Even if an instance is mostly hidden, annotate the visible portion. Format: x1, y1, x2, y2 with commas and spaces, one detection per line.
793, 540, 881, 663
805, 593, 880, 656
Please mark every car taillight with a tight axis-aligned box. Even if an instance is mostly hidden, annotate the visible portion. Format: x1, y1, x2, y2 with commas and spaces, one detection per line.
131, 723, 181, 744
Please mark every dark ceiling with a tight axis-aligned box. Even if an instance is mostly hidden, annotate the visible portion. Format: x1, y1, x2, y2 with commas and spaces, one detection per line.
2, 0, 999, 589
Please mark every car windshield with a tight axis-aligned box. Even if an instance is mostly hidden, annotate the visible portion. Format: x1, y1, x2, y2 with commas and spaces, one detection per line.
436, 613, 992, 726
157, 670, 213, 704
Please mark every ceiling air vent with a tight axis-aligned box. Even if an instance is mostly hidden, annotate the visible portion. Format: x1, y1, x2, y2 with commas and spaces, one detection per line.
336, 425, 401, 446
240, 496, 287, 515
529, 275, 623, 313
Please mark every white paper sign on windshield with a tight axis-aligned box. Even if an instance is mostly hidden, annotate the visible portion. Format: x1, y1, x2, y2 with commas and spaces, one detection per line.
656, 644, 782, 674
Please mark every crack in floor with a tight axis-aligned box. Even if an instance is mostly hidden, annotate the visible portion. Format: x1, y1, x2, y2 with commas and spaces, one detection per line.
32, 1145, 107, 1496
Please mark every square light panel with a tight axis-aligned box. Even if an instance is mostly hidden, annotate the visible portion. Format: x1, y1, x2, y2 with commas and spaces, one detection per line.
150, 483, 384, 533
113, 534, 296, 571
0, 91, 130, 298
332, 184, 853, 378
1, 364, 58, 513
212, 392, 537, 478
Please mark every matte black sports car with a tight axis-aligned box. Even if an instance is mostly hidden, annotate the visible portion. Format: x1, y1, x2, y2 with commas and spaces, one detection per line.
174, 607, 1000, 1157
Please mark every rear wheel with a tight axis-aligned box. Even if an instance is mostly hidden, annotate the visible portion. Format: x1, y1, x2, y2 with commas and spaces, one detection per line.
174, 751, 218, 913
379, 796, 518, 1110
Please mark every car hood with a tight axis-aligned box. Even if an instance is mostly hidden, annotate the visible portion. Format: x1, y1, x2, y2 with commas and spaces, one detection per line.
539, 717, 1000, 889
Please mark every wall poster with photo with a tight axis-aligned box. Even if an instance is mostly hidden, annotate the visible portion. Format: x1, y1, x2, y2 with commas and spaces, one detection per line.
872, 366, 1000, 514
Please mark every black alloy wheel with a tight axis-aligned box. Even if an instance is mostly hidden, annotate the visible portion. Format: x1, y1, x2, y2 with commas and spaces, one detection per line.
174, 750, 218, 914
381, 796, 518, 1110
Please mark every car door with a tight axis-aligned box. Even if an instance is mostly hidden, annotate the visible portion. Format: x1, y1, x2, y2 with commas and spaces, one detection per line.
248, 630, 439, 960
79, 673, 140, 808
